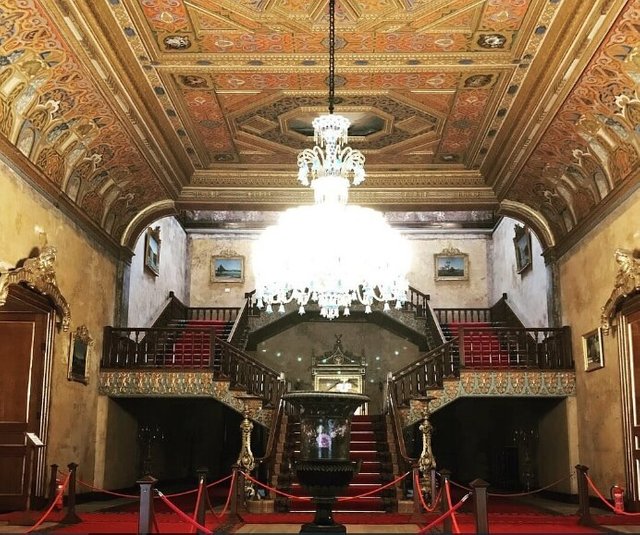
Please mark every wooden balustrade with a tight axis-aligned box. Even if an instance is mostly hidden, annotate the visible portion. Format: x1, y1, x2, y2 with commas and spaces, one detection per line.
101, 326, 283, 406
433, 307, 493, 324
186, 307, 240, 322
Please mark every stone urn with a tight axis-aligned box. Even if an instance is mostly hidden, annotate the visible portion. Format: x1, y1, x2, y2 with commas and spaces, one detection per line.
283, 391, 369, 534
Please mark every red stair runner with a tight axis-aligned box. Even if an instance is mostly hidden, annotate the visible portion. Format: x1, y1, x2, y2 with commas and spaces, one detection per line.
285, 415, 394, 513
447, 322, 511, 368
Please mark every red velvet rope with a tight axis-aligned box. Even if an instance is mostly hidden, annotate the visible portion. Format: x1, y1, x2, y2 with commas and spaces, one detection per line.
241, 470, 410, 502
190, 480, 204, 533
26, 472, 71, 533
445, 479, 461, 534
156, 490, 213, 534
586, 475, 640, 516
414, 471, 443, 512
446, 472, 574, 498
418, 491, 471, 534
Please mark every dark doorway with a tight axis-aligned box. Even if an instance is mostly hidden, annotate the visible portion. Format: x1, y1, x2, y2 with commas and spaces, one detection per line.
426, 397, 566, 491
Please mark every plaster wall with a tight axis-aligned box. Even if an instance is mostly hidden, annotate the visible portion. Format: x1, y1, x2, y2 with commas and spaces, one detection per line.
537, 397, 578, 494
255, 322, 421, 413
558, 188, 640, 494
490, 217, 549, 327
0, 159, 117, 490
128, 216, 189, 327
189, 232, 492, 310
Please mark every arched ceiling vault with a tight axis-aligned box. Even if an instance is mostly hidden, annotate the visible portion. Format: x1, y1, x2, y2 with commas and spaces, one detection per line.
0, 0, 637, 257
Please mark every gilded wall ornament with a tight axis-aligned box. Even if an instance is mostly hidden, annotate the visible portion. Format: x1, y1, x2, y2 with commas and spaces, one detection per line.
0, 243, 71, 331
601, 249, 640, 334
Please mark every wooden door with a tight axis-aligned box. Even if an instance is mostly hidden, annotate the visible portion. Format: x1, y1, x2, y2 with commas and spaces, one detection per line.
0, 297, 51, 512
628, 308, 640, 509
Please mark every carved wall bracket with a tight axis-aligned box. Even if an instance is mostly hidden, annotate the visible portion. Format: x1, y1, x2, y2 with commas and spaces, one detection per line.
0, 244, 71, 331
601, 249, 640, 335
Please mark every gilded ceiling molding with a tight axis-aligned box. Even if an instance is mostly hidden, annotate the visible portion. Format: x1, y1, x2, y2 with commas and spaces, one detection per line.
0, 243, 71, 331
498, 199, 556, 250
120, 200, 178, 250
601, 249, 640, 335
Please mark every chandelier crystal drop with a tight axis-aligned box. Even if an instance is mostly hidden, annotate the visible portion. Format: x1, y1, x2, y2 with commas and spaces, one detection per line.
252, 0, 410, 320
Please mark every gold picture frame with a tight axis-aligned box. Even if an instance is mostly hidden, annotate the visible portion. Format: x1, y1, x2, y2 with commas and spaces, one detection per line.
211, 250, 245, 283
514, 224, 532, 274
434, 247, 469, 281
582, 328, 604, 372
144, 226, 161, 276
314, 374, 363, 394
68, 325, 93, 384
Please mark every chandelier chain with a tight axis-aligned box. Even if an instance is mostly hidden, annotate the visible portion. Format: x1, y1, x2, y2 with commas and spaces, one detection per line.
328, 0, 335, 115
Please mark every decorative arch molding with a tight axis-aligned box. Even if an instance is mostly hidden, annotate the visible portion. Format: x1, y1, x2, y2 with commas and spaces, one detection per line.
120, 200, 178, 250
0, 243, 71, 331
601, 249, 640, 335
498, 200, 556, 251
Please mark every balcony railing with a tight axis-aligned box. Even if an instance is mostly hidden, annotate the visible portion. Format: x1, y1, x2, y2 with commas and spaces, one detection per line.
101, 326, 283, 407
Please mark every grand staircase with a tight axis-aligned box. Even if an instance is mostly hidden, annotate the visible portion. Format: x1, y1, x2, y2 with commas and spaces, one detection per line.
276, 415, 396, 513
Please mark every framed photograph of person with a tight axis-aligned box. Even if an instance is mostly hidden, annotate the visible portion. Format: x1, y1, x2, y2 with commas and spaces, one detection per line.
434, 247, 469, 281
513, 224, 532, 274
68, 325, 93, 384
144, 226, 161, 276
211, 251, 244, 283
582, 328, 604, 372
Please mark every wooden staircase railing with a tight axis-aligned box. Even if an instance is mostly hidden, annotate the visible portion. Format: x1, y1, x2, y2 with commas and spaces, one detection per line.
101, 326, 284, 407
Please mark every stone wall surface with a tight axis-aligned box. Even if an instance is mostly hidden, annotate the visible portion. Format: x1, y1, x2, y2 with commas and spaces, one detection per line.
559, 188, 640, 494
128, 216, 188, 327
490, 217, 549, 327
0, 160, 117, 490
189, 232, 492, 310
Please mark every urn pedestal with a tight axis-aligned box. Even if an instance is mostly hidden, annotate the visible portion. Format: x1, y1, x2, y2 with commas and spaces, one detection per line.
283, 391, 369, 534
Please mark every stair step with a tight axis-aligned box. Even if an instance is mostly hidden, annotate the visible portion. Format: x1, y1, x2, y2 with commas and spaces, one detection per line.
288, 483, 392, 498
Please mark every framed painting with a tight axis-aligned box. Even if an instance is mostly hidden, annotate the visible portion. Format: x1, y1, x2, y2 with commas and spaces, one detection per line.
514, 225, 532, 274
144, 226, 161, 276
434, 247, 469, 281
582, 328, 604, 371
68, 325, 93, 384
212, 253, 244, 283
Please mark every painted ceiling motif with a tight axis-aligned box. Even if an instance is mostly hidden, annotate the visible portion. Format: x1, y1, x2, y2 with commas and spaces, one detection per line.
0, 0, 637, 254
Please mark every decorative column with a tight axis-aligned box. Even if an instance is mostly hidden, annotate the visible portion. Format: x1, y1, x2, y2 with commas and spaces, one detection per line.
416, 397, 437, 506
236, 410, 256, 499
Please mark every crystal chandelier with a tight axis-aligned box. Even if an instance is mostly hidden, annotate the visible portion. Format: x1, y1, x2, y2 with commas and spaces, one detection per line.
252, 0, 410, 320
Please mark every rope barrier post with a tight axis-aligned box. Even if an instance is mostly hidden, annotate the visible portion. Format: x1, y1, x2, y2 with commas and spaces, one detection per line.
470, 478, 490, 534
46, 464, 58, 508
440, 468, 453, 534
61, 463, 81, 524
229, 465, 245, 517
575, 464, 595, 526
196, 467, 208, 535
137, 474, 157, 535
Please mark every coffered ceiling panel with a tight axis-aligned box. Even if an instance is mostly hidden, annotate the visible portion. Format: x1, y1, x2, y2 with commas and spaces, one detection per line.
0, 0, 637, 255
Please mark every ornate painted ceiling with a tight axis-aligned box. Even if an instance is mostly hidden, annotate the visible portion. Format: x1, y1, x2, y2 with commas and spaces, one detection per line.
0, 0, 637, 254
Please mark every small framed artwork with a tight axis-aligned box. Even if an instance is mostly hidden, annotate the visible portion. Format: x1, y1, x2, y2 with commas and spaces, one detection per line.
434, 247, 469, 281
514, 224, 532, 274
68, 325, 93, 384
582, 328, 604, 371
144, 226, 161, 276
212, 251, 244, 283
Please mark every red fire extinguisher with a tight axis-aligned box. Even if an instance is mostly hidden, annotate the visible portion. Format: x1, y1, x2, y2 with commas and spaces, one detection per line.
54, 478, 64, 510
611, 485, 625, 513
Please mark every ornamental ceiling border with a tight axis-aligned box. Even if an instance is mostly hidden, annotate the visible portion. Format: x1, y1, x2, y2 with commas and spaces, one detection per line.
402, 370, 576, 427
